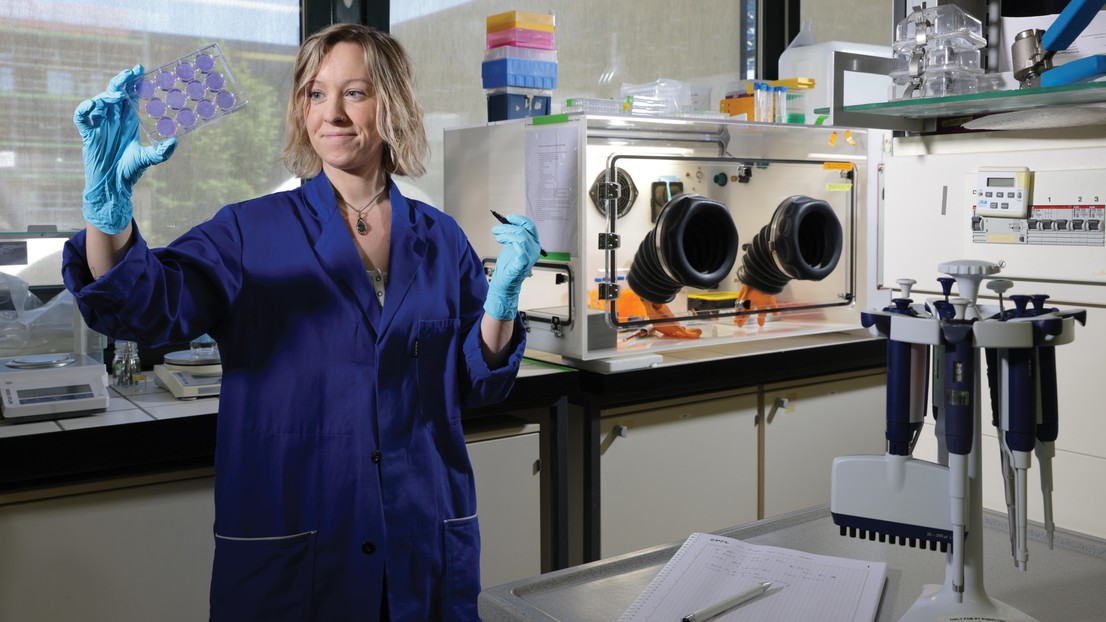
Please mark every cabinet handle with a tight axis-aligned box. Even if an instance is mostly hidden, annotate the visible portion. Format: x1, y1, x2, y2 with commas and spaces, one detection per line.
766, 397, 789, 424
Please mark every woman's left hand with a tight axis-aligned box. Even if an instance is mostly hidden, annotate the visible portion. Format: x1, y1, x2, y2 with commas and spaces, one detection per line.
483, 213, 541, 321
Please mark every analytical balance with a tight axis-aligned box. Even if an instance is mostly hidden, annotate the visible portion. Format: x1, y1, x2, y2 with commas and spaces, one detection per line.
0, 353, 109, 422
2, 230, 109, 423
153, 347, 221, 399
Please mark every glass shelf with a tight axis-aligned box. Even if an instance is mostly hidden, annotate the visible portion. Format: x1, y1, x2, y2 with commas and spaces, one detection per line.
0, 229, 80, 239
839, 81, 1106, 119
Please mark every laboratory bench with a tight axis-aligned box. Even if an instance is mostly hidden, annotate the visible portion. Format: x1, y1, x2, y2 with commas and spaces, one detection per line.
0, 358, 579, 505
524, 328, 888, 563
0, 358, 579, 616
478, 504, 1106, 622
1, 331, 886, 582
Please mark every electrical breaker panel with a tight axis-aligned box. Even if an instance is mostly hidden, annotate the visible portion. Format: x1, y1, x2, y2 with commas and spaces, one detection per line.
969, 168, 1106, 247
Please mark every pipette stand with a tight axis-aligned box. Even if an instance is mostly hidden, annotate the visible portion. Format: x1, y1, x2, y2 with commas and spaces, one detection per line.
835, 260, 1084, 622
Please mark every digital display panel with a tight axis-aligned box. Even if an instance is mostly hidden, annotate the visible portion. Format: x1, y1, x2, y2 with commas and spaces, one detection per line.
987, 177, 1016, 187
17, 384, 93, 400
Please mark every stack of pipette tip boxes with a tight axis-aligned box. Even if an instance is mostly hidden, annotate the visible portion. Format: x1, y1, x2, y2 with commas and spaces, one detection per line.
482, 10, 556, 122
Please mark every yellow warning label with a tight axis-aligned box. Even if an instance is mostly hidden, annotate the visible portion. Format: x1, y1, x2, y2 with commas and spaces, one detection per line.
986, 234, 1019, 244
826, 183, 853, 192
823, 161, 854, 171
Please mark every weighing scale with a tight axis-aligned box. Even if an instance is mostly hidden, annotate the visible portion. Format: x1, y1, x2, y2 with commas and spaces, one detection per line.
0, 353, 110, 422
153, 349, 221, 399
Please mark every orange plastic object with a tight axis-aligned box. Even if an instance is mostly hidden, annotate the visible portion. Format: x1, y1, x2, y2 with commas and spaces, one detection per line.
720, 96, 755, 119
588, 288, 647, 322
644, 301, 702, 339
735, 284, 780, 327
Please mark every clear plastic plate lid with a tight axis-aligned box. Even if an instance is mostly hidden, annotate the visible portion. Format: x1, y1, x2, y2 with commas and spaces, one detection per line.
893, 4, 986, 50
126, 43, 248, 143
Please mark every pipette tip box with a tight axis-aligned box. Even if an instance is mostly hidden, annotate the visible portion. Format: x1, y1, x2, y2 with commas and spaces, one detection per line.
481, 58, 558, 90
486, 10, 555, 33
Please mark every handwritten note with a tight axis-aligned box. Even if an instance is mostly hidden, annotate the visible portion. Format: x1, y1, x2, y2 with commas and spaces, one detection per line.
619, 533, 886, 622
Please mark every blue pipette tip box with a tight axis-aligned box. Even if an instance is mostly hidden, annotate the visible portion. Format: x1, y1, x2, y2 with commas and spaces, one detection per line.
126, 43, 248, 143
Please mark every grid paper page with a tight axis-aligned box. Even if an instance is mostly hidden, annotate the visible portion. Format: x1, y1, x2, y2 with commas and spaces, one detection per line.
619, 533, 887, 622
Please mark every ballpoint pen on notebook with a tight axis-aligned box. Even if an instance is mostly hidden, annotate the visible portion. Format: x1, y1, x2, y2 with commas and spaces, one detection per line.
490, 209, 548, 256
681, 581, 773, 622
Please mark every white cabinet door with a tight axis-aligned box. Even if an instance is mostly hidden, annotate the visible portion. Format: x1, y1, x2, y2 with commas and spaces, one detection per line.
467, 428, 542, 588
0, 477, 215, 622
762, 372, 887, 518
599, 390, 759, 559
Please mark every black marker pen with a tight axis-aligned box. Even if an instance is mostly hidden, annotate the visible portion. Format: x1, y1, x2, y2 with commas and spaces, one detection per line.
490, 210, 548, 256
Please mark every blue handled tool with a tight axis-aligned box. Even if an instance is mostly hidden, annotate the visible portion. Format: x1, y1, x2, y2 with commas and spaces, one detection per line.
1012, 0, 1106, 88
1035, 331, 1060, 550
884, 299, 923, 456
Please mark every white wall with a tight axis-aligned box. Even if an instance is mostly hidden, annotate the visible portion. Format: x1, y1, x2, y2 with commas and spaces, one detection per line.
883, 129, 1106, 541
801, 0, 893, 46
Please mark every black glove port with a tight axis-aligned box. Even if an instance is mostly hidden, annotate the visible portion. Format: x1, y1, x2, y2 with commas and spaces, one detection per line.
737, 195, 843, 295
627, 193, 740, 304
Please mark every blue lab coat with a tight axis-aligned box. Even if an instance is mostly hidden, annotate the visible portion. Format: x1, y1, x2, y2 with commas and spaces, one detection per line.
62, 173, 526, 621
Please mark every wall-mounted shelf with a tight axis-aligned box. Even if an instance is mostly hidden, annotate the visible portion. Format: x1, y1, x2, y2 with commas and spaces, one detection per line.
843, 80, 1106, 119
826, 51, 1106, 132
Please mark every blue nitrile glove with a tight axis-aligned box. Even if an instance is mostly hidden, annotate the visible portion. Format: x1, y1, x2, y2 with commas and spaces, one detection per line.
73, 65, 177, 235
484, 214, 542, 321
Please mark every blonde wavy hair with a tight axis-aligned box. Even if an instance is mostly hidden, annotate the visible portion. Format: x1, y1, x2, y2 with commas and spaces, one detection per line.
281, 23, 428, 179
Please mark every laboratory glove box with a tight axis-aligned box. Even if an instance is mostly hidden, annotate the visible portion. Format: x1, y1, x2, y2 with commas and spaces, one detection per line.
444, 115, 873, 369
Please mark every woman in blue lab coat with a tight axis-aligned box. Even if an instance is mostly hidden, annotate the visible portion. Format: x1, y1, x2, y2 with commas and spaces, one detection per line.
63, 23, 540, 621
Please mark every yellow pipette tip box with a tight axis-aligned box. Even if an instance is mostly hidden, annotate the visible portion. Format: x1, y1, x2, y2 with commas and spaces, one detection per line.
744, 77, 815, 94
487, 10, 555, 33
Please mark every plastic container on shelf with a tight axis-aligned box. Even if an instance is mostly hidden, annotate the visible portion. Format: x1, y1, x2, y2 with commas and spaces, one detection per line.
628, 95, 675, 116
890, 4, 986, 99
486, 10, 555, 33
785, 91, 806, 123
481, 57, 558, 89
892, 4, 985, 53
486, 27, 556, 50
562, 97, 629, 115
773, 86, 788, 123
720, 94, 753, 119
484, 45, 558, 63
487, 86, 552, 121
754, 82, 771, 122
922, 38, 984, 73
586, 270, 646, 321
892, 67, 984, 99
778, 41, 893, 123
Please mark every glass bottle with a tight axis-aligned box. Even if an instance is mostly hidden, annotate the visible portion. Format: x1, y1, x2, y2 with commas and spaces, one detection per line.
112, 340, 140, 386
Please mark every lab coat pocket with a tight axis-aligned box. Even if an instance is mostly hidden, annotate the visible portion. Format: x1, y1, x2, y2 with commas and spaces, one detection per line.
442, 514, 481, 621
211, 530, 316, 622
416, 318, 461, 426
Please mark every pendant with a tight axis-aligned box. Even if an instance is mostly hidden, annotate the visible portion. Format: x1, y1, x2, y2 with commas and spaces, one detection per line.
356, 217, 368, 235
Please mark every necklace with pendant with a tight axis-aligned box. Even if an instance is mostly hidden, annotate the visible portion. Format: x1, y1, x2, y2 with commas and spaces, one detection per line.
342, 180, 389, 236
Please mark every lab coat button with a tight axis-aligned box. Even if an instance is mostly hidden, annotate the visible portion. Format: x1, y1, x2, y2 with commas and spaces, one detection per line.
361, 541, 376, 555
371, 450, 382, 464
